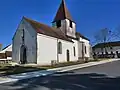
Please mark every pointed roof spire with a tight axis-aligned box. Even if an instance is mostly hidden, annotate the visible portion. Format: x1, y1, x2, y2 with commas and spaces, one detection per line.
53, 0, 73, 22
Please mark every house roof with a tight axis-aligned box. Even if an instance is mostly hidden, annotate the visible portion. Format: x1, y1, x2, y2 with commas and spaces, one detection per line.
53, 0, 73, 22
24, 17, 73, 42
93, 41, 120, 49
2, 44, 11, 51
76, 32, 90, 41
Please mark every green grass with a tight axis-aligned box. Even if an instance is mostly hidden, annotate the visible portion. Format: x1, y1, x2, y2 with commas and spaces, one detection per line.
0, 59, 108, 76
40, 61, 86, 68
0, 61, 86, 76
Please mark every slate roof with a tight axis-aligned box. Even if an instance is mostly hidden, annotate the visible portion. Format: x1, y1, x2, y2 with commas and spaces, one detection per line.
93, 41, 120, 49
24, 17, 73, 42
53, 0, 73, 22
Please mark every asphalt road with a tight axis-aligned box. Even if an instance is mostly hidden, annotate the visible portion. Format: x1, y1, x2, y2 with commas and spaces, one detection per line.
0, 60, 120, 90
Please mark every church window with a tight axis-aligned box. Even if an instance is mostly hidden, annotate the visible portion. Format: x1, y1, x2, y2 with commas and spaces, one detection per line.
73, 47, 76, 56
57, 20, 61, 28
69, 20, 73, 28
85, 46, 87, 54
58, 42, 62, 54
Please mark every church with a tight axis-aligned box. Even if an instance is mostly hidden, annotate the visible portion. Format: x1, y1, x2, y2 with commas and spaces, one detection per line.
12, 0, 91, 65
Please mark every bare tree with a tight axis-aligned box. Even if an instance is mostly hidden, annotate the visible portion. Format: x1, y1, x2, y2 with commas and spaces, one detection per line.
114, 26, 120, 39
94, 28, 111, 44
94, 28, 112, 53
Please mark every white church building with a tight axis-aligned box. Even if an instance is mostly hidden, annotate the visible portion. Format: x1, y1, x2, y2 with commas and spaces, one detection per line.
12, 0, 91, 65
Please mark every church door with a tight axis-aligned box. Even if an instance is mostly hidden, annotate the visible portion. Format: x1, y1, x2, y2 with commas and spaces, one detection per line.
67, 50, 70, 62
20, 45, 27, 64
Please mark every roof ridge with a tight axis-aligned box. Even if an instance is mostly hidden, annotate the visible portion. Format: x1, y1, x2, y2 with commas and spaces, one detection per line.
93, 41, 120, 48
24, 17, 52, 28
23, 17, 73, 42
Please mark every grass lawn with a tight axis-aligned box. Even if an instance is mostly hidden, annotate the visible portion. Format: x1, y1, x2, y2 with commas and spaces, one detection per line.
0, 61, 87, 76
0, 59, 105, 76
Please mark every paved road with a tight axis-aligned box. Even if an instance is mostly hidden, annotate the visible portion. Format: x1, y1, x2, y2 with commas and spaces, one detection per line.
0, 60, 120, 90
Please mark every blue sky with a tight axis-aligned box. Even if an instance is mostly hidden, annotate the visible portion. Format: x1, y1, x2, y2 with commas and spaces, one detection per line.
0, 0, 120, 47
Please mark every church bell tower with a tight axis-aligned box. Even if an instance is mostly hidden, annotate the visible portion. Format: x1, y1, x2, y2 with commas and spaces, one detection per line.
52, 0, 76, 38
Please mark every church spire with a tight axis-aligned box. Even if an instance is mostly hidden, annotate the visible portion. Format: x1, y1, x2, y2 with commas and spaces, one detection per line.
53, 0, 73, 22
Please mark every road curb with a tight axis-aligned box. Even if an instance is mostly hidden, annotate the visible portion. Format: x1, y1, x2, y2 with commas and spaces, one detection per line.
0, 58, 119, 84
48, 58, 120, 72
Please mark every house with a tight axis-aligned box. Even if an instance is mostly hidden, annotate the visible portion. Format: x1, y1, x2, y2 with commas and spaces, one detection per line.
93, 41, 120, 58
0, 44, 12, 53
0, 44, 12, 63
12, 0, 91, 65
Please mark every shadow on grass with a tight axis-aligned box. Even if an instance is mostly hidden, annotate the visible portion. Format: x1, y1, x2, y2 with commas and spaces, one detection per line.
7, 72, 120, 90
0, 66, 46, 76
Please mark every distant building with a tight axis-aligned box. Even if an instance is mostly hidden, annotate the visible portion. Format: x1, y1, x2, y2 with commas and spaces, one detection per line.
93, 41, 120, 58
0, 44, 2, 50
0, 44, 12, 63
0, 44, 12, 53
12, 0, 91, 65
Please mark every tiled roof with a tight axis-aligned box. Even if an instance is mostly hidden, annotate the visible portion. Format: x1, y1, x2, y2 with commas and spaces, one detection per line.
93, 41, 120, 48
24, 17, 73, 42
53, 0, 73, 22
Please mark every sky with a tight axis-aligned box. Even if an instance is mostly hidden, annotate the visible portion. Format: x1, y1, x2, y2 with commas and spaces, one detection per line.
0, 0, 120, 47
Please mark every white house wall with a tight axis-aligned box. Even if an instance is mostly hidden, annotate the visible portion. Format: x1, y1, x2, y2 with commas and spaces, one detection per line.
78, 41, 83, 58
12, 18, 37, 64
79, 37, 90, 57
37, 33, 79, 65
58, 39, 78, 63
37, 34, 57, 65
72, 39, 79, 60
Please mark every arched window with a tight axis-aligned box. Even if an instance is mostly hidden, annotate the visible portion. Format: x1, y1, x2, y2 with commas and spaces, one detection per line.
58, 42, 62, 54
85, 46, 87, 54
69, 20, 73, 28
73, 47, 76, 56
